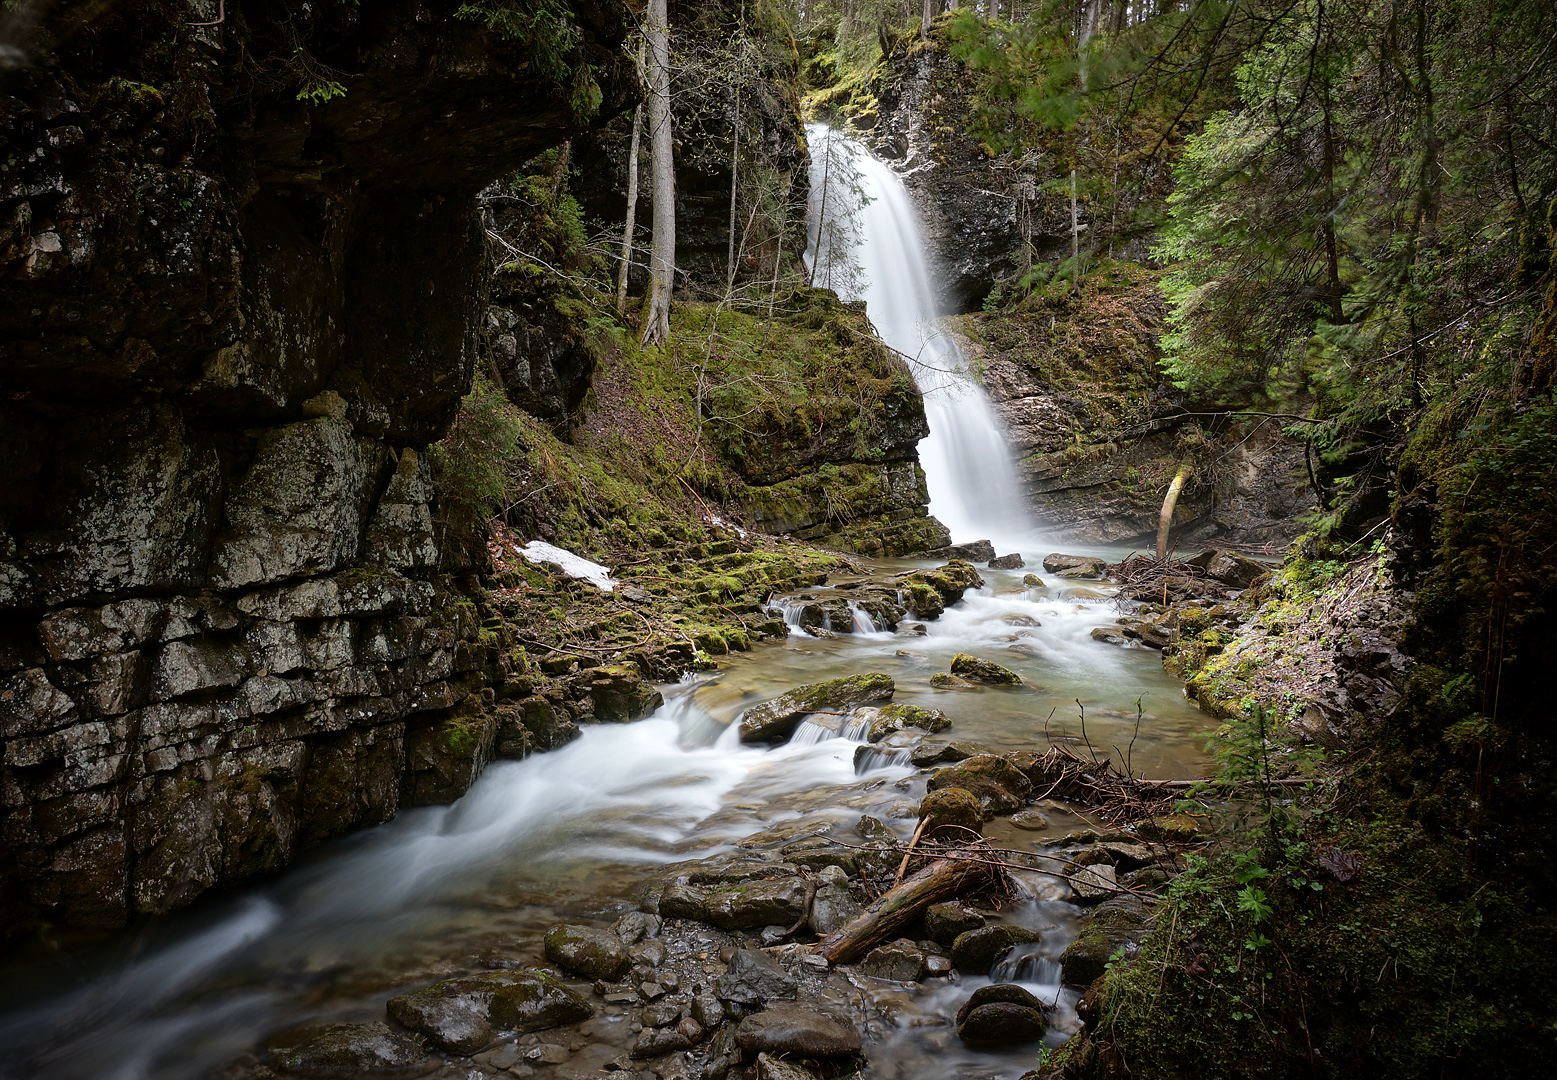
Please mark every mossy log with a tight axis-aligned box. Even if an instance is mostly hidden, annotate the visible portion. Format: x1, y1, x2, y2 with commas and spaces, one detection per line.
816, 850, 1000, 965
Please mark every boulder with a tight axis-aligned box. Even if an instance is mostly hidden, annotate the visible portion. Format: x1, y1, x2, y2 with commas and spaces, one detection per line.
385, 970, 592, 1054
716, 948, 798, 1005
574, 664, 663, 722
630, 1027, 694, 1058
957, 1000, 1049, 1046
704, 878, 810, 930
1135, 813, 1204, 843
987, 553, 1025, 570
1059, 896, 1153, 986
658, 883, 711, 921
735, 1003, 863, 1058
1041, 553, 1107, 579
902, 560, 986, 608
924, 901, 986, 946
859, 939, 928, 981
737, 673, 895, 742
949, 653, 1022, 685
1068, 863, 1118, 903
927, 755, 1034, 815
1022, 573, 1046, 587
918, 787, 985, 838
267, 1021, 438, 1079
866, 702, 951, 741
929, 672, 976, 689
809, 866, 864, 935
1090, 626, 1130, 646
1188, 548, 1268, 588
950, 924, 1044, 975
918, 540, 996, 562
910, 740, 998, 767
542, 924, 631, 981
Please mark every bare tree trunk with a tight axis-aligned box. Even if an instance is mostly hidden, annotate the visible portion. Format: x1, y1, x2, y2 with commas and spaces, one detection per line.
1070, 167, 1081, 295
817, 852, 999, 965
1157, 466, 1188, 560
642, 0, 675, 346
725, 67, 741, 297
922, 0, 933, 40
548, 140, 571, 199
616, 104, 643, 317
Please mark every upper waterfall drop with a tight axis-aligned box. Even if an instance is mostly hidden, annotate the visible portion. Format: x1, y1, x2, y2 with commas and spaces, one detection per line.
803, 122, 1035, 551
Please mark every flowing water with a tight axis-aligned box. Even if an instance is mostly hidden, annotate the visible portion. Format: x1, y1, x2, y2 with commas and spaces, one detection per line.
805, 122, 1033, 551
0, 129, 1211, 1080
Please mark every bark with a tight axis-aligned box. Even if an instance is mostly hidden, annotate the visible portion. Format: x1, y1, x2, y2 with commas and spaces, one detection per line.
725, 63, 741, 297
1157, 466, 1189, 560
817, 851, 999, 965
616, 104, 643, 317
922, 0, 933, 41
548, 140, 571, 200
642, 0, 675, 346
1070, 167, 1082, 294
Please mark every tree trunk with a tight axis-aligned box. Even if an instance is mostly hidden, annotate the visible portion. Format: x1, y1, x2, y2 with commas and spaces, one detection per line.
1070, 168, 1082, 294
548, 140, 571, 200
616, 104, 643, 317
922, 0, 933, 40
642, 0, 675, 346
725, 66, 741, 297
817, 852, 999, 965
1157, 466, 1189, 560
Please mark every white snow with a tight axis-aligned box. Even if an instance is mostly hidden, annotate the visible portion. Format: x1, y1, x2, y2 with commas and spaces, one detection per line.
515, 541, 619, 592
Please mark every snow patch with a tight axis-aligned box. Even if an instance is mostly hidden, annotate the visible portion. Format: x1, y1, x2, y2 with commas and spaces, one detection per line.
515, 541, 619, 592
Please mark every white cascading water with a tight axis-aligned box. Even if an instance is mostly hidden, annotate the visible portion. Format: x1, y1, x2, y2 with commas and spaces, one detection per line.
804, 122, 1036, 551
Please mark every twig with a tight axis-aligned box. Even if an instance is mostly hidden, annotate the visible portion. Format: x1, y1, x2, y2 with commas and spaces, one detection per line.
894, 816, 930, 887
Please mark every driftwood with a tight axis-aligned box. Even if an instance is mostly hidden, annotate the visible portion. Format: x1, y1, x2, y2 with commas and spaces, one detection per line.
817, 849, 1000, 965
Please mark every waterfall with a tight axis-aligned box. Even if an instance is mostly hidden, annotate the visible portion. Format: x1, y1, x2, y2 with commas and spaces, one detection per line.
805, 123, 1035, 550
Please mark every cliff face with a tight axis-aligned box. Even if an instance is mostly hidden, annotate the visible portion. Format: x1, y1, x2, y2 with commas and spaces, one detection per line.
0, 1, 636, 936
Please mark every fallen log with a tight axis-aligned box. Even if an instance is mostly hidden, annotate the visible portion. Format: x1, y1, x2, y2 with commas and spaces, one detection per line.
816, 849, 1000, 965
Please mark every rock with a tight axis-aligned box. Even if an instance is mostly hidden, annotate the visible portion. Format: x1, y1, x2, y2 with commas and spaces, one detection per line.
925, 901, 987, 946
918, 787, 986, 837
957, 1000, 1050, 1046
1135, 813, 1204, 843
658, 883, 711, 921
929, 672, 975, 688
1188, 548, 1268, 588
919, 540, 996, 562
927, 755, 1033, 814
950, 924, 1044, 975
612, 911, 661, 946
859, 939, 928, 981
1041, 554, 1107, 578
855, 815, 895, 842
704, 878, 810, 931
1068, 863, 1118, 903
809, 867, 864, 936
1009, 809, 1049, 830
779, 837, 858, 876
909, 740, 997, 767
1059, 897, 1152, 986
1116, 618, 1171, 649
901, 561, 986, 612
691, 992, 725, 1029
575, 664, 663, 722
751, 1053, 824, 1080
385, 970, 593, 1054
716, 948, 798, 1005
1022, 574, 1046, 587
543, 924, 631, 981
735, 1003, 863, 1058
643, 1002, 681, 1028
865, 702, 951, 741
1090, 626, 1131, 646
949, 653, 1022, 685
988, 553, 1026, 570
630, 1027, 693, 1059
737, 673, 895, 742
267, 1021, 438, 1079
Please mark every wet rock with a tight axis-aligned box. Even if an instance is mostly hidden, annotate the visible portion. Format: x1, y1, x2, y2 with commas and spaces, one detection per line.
677, 1016, 705, 1044
1090, 626, 1131, 647
658, 883, 711, 921
909, 740, 998, 767
925, 954, 954, 977
1121, 867, 1172, 892
267, 1021, 438, 1079
704, 878, 810, 931
736, 673, 895, 742
855, 815, 895, 842
956, 986, 1050, 1046
629, 939, 667, 967
902, 561, 986, 611
918, 787, 985, 837
612, 911, 662, 946
950, 924, 1044, 975
929, 672, 976, 688
809, 865, 864, 936
544, 925, 631, 981
924, 901, 986, 946
1022, 574, 1046, 587
779, 837, 858, 875
751, 1053, 823, 1080
643, 1002, 681, 1028
715, 948, 797, 1005
1067, 863, 1118, 903
865, 702, 951, 741
927, 755, 1033, 814
630, 1027, 693, 1059
859, 939, 928, 981
574, 664, 663, 722
949, 653, 1022, 686
988, 553, 1025, 570
1188, 548, 1268, 588
1135, 813, 1204, 843
1041, 554, 1107, 579
918, 540, 996, 562
1116, 618, 1170, 650
691, 992, 725, 1029
735, 1003, 863, 1058
385, 970, 593, 1054
1009, 809, 1049, 830
1059, 895, 1153, 986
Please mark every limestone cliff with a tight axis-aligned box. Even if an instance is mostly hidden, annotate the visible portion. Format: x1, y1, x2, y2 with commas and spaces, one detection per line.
0, 1, 637, 937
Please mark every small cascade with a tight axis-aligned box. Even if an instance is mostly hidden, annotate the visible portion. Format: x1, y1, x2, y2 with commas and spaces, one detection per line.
805, 123, 1036, 550
853, 745, 912, 774
768, 597, 817, 637
848, 602, 878, 635
991, 949, 1064, 988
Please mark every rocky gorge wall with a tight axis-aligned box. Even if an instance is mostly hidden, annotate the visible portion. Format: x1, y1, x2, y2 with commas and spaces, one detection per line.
0, 1, 638, 938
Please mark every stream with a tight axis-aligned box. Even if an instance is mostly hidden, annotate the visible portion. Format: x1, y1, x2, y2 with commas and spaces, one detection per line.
0, 129, 1211, 1080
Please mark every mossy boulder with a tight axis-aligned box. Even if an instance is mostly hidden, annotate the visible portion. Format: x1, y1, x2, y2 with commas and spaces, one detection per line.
1041, 554, 1107, 578
704, 877, 811, 930
267, 1021, 438, 1079
737, 672, 895, 742
925, 901, 987, 946
950, 924, 1044, 974
575, 663, 663, 722
1058, 896, 1152, 986
927, 754, 1034, 814
1135, 812, 1204, 843
930, 672, 975, 688
1022, 573, 1046, 587
918, 787, 986, 838
386, 970, 593, 1054
543, 924, 631, 981
949, 653, 1022, 685
866, 702, 951, 741
904, 560, 986, 606
900, 580, 945, 619
955, 984, 1050, 1046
